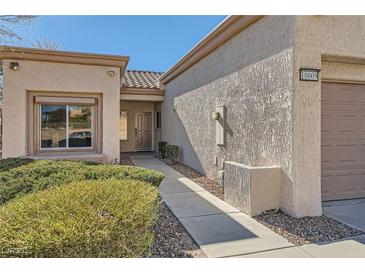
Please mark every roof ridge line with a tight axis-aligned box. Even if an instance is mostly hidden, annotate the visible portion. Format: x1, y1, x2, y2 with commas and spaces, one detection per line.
126, 69, 164, 74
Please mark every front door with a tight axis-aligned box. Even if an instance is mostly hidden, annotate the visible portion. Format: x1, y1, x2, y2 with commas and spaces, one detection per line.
135, 112, 152, 151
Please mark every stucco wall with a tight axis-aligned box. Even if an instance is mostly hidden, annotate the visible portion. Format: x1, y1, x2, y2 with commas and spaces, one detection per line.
162, 16, 296, 213
154, 102, 162, 151
120, 100, 155, 152
291, 16, 365, 216
2, 59, 120, 162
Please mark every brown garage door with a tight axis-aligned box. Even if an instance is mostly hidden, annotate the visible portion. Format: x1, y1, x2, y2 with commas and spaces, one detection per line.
322, 82, 365, 201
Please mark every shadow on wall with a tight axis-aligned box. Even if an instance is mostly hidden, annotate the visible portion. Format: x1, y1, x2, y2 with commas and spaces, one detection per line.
170, 90, 237, 180
172, 112, 206, 175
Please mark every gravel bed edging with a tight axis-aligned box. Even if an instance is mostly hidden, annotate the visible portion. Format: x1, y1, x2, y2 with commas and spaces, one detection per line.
155, 156, 224, 200
254, 210, 364, 246
118, 155, 204, 257
153, 155, 363, 248
119, 154, 135, 166
146, 201, 205, 258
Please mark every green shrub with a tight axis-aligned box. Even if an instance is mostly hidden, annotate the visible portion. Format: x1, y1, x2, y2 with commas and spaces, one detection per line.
166, 144, 180, 163
158, 141, 168, 158
0, 179, 159, 257
0, 159, 164, 204
0, 157, 34, 172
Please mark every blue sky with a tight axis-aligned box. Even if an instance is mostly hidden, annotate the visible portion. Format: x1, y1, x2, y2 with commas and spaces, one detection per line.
16, 16, 226, 72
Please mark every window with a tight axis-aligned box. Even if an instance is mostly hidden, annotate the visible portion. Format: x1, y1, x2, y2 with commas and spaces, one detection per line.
40, 104, 93, 149
155, 111, 161, 129
120, 111, 128, 140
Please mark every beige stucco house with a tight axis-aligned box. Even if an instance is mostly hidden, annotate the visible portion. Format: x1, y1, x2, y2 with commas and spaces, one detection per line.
0, 47, 164, 163
160, 15, 365, 218
1, 15, 365, 218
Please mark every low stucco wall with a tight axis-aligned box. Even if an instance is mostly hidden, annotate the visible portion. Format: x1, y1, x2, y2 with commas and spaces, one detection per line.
163, 15, 365, 217
163, 16, 296, 215
2, 59, 121, 162
224, 161, 281, 217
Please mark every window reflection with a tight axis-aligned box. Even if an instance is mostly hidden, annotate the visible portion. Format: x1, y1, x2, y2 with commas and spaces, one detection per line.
41, 105, 66, 148
40, 104, 92, 149
68, 105, 92, 147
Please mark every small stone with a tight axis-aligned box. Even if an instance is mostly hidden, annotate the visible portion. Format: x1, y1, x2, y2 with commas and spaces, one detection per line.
254, 210, 363, 246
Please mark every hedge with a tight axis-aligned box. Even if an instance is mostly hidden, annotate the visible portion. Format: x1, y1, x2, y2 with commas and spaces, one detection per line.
0, 179, 159, 257
0, 157, 34, 173
0, 159, 164, 205
166, 144, 180, 163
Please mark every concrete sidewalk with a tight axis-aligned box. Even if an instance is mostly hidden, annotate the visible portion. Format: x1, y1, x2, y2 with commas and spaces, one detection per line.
130, 154, 292, 257
130, 154, 365, 258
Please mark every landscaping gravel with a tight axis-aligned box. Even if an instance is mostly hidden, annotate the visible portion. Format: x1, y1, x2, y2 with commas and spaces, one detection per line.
254, 210, 364, 246
119, 154, 135, 166
147, 202, 205, 258
156, 156, 224, 200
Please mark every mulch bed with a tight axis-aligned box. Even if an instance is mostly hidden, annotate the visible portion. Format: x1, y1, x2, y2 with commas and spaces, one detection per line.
254, 210, 364, 246
156, 156, 224, 200
147, 202, 205, 258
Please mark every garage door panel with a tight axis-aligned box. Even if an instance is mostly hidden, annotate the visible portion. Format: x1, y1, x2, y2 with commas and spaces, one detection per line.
321, 82, 365, 201
321, 140, 365, 170
322, 169, 365, 200
322, 111, 365, 139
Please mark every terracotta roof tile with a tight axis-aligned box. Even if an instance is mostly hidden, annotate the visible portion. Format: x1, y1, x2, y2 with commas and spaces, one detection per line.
122, 70, 163, 89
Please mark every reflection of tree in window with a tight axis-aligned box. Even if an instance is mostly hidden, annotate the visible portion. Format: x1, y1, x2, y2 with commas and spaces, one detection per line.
40, 105, 92, 148
41, 105, 66, 148
68, 106, 92, 147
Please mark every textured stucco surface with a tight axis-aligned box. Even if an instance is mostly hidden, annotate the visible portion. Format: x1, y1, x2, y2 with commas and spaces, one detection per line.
163, 15, 365, 217
291, 16, 365, 216
224, 161, 281, 216
162, 16, 296, 215
223, 161, 251, 214
2, 59, 121, 162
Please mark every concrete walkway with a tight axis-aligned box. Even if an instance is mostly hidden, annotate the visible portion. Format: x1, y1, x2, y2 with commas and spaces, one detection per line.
323, 198, 365, 233
130, 154, 365, 258
130, 154, 292, 257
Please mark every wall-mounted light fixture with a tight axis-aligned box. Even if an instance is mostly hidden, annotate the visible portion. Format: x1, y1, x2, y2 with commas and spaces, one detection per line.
107, 70, 115, 77
215, 105, 225, 146
212, 111, 221, 121
9, 62, 19, 71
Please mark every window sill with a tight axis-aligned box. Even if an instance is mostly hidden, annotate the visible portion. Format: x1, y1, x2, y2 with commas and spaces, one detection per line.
30, 152, 108, 163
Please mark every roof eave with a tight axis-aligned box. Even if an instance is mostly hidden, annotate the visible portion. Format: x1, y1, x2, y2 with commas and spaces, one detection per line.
0, 46, 130, 72
160, 15, 264, 85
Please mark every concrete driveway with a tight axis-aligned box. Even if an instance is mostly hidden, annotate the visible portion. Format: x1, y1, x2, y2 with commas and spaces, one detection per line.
323, 198, 365, 233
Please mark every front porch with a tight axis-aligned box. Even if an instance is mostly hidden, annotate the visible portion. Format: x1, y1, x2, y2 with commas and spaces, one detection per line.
120, 70, 164, 153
